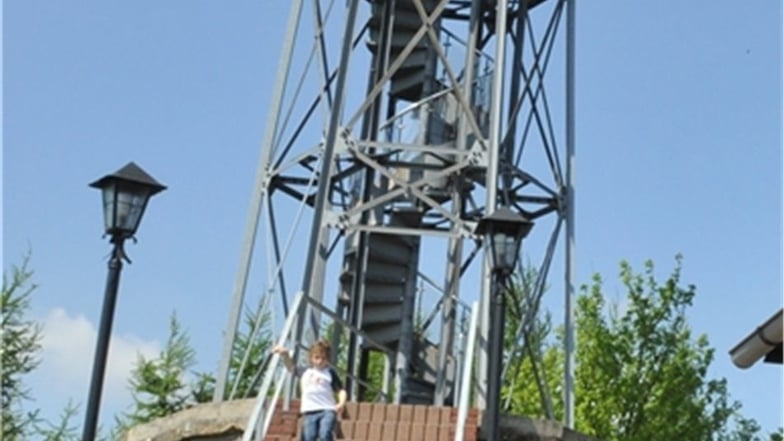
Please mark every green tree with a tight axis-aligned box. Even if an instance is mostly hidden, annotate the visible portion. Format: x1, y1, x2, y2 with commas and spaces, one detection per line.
502, 256, 769, 441
119, 294, 274, 435
224, 297, 274, 399
117, 299, 273, 437
2, 256, 82, 441
573, 257, 740, 440
35, 401, 80, 441
121, 313, 195, 427
1, 256, 43, 440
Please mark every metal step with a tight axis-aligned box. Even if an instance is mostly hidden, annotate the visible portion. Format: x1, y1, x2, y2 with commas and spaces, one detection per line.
389, 71, 427, 101
368, 29, 429, 51
362, 302, 403, 325
365, 266, 408, 284
363, 323, 405, 347
388, 0, 438, 13
344, 232, 416, 263
337, 278, 407, 306
401, 376, 436, 405
368, 6, 428, 32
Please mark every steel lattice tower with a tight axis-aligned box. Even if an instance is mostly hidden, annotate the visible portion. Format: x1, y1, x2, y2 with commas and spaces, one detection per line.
215, 0, 576, 427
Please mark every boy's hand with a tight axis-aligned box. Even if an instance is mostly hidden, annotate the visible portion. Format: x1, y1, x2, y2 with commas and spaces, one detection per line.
273, 345, 296, 372
335, 389, 347, 415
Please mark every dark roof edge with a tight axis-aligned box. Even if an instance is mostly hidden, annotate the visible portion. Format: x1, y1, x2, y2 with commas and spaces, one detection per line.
729, 308, 783, 369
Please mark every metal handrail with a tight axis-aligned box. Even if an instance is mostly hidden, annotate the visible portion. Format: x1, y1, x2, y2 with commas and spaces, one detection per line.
454, 301, 480, 441
378, 88, 454, 133
241, 291, 305, 441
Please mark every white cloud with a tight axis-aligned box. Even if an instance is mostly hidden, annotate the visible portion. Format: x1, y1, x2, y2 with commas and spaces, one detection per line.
30, 308, 160, 425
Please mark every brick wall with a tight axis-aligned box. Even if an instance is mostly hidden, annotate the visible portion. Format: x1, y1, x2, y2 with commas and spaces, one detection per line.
265, 400, 479, 441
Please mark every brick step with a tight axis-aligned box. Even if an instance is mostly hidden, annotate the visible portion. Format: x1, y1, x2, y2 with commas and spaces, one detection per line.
264, 401, 478, 441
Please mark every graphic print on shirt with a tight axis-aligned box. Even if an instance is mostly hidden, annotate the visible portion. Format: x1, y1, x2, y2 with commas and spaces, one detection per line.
303, 369, 330, 388
298, 366, 341, 413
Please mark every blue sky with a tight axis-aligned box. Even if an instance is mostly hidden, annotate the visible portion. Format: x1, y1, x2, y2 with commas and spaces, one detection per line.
3, 0, 782, 437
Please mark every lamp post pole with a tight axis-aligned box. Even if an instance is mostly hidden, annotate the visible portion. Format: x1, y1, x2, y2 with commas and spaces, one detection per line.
485, 272, 507, 441
82, 237, 125, 441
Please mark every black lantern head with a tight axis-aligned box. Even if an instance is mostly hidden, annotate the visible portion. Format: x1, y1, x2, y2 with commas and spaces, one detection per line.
476, 207, 534, 275
90, 162, 166, 239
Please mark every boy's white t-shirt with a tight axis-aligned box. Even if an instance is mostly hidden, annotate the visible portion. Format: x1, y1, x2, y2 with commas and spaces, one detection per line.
295, 365, 342, 413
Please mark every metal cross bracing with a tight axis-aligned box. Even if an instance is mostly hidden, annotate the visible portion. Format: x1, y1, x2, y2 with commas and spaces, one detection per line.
215, 0, 577, 428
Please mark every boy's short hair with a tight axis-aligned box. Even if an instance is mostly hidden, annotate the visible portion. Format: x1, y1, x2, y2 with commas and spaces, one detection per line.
309, 340, 331, 359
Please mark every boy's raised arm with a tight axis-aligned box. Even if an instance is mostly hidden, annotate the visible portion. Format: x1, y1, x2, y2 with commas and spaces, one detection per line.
272, 345, 296, 372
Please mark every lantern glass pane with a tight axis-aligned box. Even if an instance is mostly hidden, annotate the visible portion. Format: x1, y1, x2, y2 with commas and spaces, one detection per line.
101, 184, 116, 233
490, 233, 518, 273
503, 235, 517, 269
490, 233, 504, 272
116, 186, 150, 234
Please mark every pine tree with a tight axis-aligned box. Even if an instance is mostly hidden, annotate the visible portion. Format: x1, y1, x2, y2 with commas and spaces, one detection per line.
121, 313, 195, 426
34, 401, 80, 441
1, 256, 43, 440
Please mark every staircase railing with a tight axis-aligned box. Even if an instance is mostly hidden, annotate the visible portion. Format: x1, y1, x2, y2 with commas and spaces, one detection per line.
451, 298, 476, 405
241, 286, 480, 441
454, 300, 480, 441
379, 88, 453, 144
241, 291, 304, 441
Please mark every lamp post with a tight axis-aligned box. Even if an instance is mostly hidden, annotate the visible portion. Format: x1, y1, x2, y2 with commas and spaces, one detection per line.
475, 207, 533, 441
82, 162, 165, 441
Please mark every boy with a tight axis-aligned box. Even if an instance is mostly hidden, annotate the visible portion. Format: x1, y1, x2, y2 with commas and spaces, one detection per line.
272, 341, 347, 441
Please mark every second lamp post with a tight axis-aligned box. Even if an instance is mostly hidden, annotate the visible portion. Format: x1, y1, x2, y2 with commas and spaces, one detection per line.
476, 207, 533, 441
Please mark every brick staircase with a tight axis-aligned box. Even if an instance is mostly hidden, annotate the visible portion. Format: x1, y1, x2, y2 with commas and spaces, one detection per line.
265, 400, 479, 441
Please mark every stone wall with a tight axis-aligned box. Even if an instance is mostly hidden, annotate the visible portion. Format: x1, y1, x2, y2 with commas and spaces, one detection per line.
123, 398, 255, 441
495, 414, 602, 441
123, 400, 601, 441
